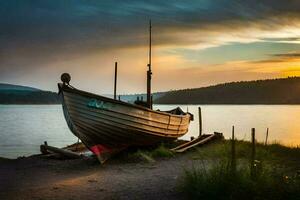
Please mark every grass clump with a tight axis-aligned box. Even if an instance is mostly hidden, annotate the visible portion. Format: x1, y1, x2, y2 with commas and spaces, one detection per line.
130, 150, 155, 163
179, 160, 300, 200
151, 144, 174, 158
126, 144, 174, 163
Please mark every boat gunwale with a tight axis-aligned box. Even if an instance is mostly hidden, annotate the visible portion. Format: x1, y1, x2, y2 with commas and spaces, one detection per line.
63, 93, 191, 128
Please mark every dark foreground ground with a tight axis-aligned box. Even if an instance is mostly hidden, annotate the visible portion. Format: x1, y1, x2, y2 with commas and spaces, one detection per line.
0, 152, 198, 200
1, 140, 299, 200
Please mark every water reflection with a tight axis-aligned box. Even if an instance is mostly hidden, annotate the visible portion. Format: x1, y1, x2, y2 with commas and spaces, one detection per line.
0, 105, 77, 158
0, 105, 299, 158
155, 105, 300, 147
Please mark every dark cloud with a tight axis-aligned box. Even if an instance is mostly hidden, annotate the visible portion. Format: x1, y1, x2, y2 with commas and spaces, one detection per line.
250, 59, 286, 64
263, 37, 300, 42
249, 52, 300, 64
272, 53, 300, 58
1, 0, 300, 48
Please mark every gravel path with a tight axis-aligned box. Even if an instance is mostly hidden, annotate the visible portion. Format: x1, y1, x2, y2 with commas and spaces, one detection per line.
0, 153, 204, 200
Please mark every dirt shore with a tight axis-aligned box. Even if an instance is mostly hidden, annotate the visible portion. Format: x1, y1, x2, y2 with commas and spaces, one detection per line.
0, 152, 201, 200
1, 140, 299, 200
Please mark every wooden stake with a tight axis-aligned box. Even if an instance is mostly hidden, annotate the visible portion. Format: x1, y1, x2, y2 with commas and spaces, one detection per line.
251, 128, 256, 178
231, 126, 236, 173
114, 62, 118, 100
265, 128, 269, 145
151, 95, 153, 109
198, 107, 202, 137
40, 141, 49, 154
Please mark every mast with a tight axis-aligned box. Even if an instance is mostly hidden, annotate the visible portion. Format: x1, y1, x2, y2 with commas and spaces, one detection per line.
147, 20, 152, 109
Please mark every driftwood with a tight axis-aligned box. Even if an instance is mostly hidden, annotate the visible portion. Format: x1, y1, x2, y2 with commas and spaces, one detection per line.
63, 142, 87, 152
40, 142, 82, 159
171, 132, 223, 153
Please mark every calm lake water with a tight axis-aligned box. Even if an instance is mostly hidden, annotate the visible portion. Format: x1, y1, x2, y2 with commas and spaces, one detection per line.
0, 105, 299, 158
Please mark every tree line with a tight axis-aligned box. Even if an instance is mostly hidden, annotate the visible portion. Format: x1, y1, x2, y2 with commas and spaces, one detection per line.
0, 91, 61, 104
155, 77, 300, 104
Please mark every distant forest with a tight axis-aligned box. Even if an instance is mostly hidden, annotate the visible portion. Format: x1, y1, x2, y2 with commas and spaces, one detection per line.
155, 77, 300, 104
0, 91, 61, 104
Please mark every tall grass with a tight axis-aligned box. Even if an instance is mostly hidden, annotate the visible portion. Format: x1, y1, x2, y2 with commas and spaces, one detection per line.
179, 160, 300, 200
180, 141, 300, 199
192, 140, 300, 169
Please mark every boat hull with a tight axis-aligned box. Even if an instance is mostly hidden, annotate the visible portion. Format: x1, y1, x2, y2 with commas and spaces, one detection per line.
59, 84, 192, 162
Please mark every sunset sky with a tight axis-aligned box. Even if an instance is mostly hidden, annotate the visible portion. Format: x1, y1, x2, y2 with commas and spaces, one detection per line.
2, 0, 300, 94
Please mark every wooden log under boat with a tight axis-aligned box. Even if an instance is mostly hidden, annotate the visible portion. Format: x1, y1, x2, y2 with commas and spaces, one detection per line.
40, 143, 82, 159
58, 82, 193, 163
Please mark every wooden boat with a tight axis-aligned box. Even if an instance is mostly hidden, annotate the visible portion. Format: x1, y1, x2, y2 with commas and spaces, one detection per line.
58, 21, 193, 163
58, 81, 193, 163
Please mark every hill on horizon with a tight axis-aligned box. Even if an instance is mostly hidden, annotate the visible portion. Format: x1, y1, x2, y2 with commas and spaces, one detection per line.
155, 77, 300, 104
0, 83, 41, 92
0, 83, 60, 104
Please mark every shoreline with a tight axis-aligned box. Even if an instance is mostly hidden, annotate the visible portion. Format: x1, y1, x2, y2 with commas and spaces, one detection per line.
1, 140, 299, 200
1, 139, 299, 160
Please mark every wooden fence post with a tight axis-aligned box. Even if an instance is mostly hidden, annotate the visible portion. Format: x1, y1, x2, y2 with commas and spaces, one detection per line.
198, 107, 202, 137
251, 128, 256, 179
231, 126, 236, 174
265, 128, 269, 145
